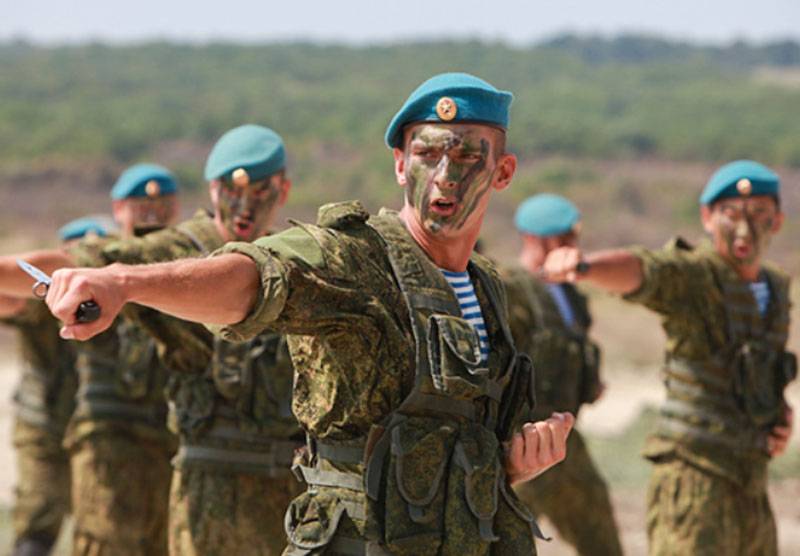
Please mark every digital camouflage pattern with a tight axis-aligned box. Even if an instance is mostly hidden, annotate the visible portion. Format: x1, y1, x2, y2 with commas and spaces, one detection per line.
625, 238, 794, 555
65, 233, 174, 556
215, 202, 541, 555
2, 300, 76, 551
70, 432, 172, 556
503, 268, 622, 556
647, 457, 776, 556
103, 209, 302, 555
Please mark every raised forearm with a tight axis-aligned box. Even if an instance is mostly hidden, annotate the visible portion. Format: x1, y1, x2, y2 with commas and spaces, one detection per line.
0, 250, 74, 297
116, 254, 260, 324
583, 249, 644, 295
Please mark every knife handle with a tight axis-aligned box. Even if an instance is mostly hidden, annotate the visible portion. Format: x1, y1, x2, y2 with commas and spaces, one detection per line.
76, 301, 101, 323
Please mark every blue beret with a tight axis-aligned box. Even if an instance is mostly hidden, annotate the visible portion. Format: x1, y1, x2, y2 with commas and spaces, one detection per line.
110, 163, 178, 200
58, 216, 114, 241
204, 124, 286, 183
384, 72, 513, 149
515, 194, 581, 237
699, 160, 780, 205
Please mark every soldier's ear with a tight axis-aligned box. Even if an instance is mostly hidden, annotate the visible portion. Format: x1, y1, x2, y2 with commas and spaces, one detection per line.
771, 210, 784, 234
700, 205, 715, 234
492, 153, 517, 192
393, 148, 408, 187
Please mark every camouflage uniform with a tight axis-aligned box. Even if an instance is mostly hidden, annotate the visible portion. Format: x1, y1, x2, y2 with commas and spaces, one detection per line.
625, 238, 795, 556
503, 268, 623, 556
214, 202, 544, 555
3, 300, 77, 555
102, 209, 303, 556
66, 234, 175, 556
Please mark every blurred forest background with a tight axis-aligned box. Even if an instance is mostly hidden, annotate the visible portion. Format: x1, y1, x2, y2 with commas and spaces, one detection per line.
1, 35, 799, 554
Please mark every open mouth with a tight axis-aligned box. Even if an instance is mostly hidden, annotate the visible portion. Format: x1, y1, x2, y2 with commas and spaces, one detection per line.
429, 198, 457, 217
233, 218, 254, 237
733, 241, 752, 259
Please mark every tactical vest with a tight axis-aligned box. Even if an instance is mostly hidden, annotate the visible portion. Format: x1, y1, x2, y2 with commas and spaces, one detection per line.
515, 274, 600, 418
286, 208, 542, 555
73, 318, 169, 429
171, 333, 302, 476
166, 213, 302, 475
657, 259, 796, 457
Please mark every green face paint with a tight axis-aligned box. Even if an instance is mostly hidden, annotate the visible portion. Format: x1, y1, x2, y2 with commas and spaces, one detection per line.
713, 197, 778, 266
403, 124, 500, 236
216, 174, 284, 241
127, 195, 178, 235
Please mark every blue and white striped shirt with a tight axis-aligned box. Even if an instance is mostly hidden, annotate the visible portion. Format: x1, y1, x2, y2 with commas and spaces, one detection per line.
749, 280, 770, 316
441, 269, 490, 363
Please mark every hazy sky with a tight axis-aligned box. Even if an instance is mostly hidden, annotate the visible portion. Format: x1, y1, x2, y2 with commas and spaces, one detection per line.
3, 0, 799, 45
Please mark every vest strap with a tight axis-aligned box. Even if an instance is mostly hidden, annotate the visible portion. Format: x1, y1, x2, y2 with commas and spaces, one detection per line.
329, 536, 393, 556
296, 465, 364, 492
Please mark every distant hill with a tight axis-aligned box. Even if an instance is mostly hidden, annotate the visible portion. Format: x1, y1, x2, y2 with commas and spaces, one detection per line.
1, 37, 799, 174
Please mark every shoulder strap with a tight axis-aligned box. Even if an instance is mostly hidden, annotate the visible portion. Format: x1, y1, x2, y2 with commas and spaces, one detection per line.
175, 212, 223, 256
366, 213, 462, 382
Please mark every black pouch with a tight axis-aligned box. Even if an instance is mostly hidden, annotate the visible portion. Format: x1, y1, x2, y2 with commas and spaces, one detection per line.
579, 341, 602, 406
736, 344, 791, 427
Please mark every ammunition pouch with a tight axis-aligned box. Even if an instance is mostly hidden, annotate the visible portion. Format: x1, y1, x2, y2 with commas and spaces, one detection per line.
733, 345, 797, 428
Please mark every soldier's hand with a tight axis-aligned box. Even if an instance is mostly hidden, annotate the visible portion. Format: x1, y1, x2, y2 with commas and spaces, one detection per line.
505, 412, 574, 485
46, 265, 125, 341
542, 247, 584, 283
768, 404, 793, 457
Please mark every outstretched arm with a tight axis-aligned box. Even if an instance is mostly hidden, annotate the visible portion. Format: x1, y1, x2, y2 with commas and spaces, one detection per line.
543, 247, 643, 295
0, 250, 75, 298
46, 253, 260, 340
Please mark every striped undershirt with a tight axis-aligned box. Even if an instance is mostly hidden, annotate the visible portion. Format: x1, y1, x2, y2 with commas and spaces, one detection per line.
749, 280, 770, 316
441, 269, 490, 363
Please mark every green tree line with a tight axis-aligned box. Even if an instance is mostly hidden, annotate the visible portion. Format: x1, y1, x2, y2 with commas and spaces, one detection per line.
1, 36, 799, 184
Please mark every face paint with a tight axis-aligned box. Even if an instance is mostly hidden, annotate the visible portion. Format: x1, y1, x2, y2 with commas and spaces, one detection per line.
403, 124, 500, 236
116, 195, 178, 236
712, 197, 777, 266
215, 173, 284, 241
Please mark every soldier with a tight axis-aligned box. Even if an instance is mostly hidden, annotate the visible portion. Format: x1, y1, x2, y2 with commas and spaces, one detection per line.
1, 217, 110, 556
44, 72, 573, 555
505, 193, 624, 555
0, 164, 180, 556
540, 160, 795, 555
96, 124, 303, 555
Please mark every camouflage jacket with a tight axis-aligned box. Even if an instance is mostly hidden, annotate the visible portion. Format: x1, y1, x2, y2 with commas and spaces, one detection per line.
216, 202, 541, 554
626, 238, 795, 485
103, 210, 301, 473
503, 267, 601, 419
65, 233, 173, 448
1, 299, 77, 436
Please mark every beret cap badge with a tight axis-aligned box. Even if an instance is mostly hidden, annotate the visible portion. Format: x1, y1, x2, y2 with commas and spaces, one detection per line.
232, 168, 250, 187
435, 97, 457, 121
736, 178, 753, 196
145, 180, 161, 197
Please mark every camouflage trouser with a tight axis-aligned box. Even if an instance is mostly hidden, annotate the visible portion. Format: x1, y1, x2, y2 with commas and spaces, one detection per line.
168, 466, 305, 556
647, 457, 776, 556
12, 420, 71, 550
69, 432, 173, 556
514, 429, 623, 556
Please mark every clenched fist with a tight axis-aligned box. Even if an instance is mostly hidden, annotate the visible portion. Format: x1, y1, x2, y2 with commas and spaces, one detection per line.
505, 412, 575, 485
